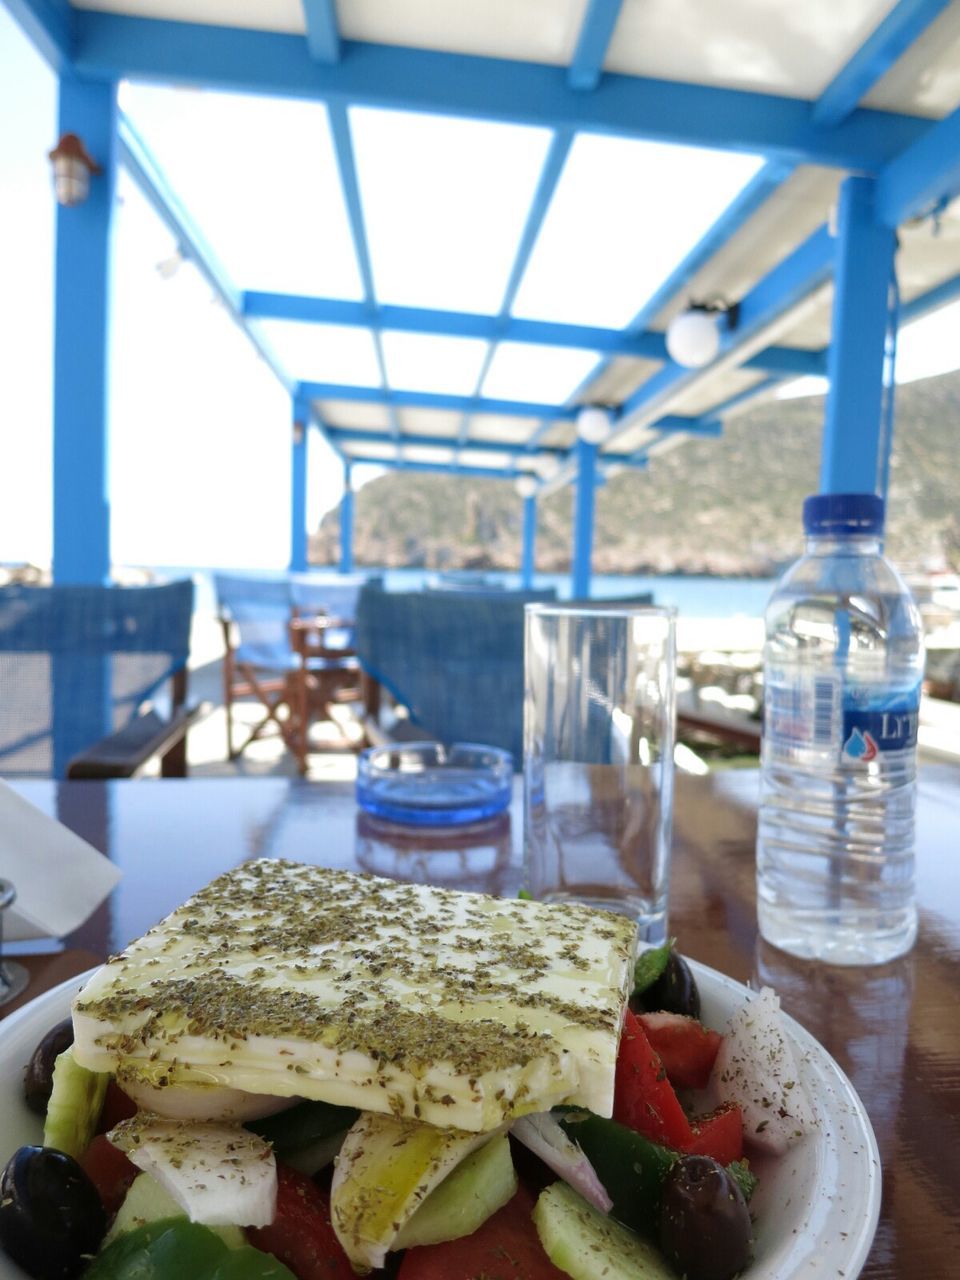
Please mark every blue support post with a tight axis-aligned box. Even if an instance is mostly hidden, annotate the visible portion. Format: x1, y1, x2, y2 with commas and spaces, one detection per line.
521, 496, 537, 589
340, 464, 354, 574
571, 439, 598, 599
821, 177, 898, 496
52, 76, 117, 585
289, 397, 308, 572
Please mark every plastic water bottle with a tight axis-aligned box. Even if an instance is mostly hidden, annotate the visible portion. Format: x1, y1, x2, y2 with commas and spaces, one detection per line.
756, 493, 924, 965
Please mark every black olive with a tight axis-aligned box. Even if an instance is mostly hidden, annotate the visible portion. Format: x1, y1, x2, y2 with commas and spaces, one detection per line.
632, 950, 701, 1019
659, 1154, 752, 1280
23, 1020, 74, 1116
0, 1146, 106, 1280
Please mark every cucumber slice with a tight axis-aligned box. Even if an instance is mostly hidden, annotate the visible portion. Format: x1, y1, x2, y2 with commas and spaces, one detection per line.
393, 1132, 517, 1250
533, 1182, 676, 1280
103, 1173, 246, 1252
42, 1048, 109, 1159
281, 1128, 350, 1176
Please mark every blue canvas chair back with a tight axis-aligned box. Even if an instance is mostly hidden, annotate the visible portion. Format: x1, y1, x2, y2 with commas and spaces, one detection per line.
213, 574, 297, 670
290, 573, 377, 651
355, 587, 556, 765
0, 580, 194, 778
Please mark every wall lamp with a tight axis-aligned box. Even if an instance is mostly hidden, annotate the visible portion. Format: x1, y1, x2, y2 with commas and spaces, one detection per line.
576, 405, 613, 445
515, 474, 538, 499
666, 300, 740, 369
48, 133, 102, 207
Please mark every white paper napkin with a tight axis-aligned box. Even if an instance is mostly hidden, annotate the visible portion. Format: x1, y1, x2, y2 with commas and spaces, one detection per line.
0, 781, 122, 941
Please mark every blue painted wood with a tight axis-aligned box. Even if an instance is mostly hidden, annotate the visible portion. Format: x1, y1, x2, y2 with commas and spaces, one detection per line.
877, 99, 960, 227
813, 0, 951, 127
289, 396, 308, 572
614, 224, 834, 437
247, 292, 824, 376
342, 458, 544, 479
568, 0, 624, 91
71, 16, 931, 170
457, 130, 573, 447
2, 0, 74, 70
899, 268, 960, 323
521, 495, 537, 588
340, 466, 354, 573
821, 177, 897, 496
323, 425, 690, 459
327, 103, 401, 440
52, 76, 117, 586
572, 439, 598, 598
301, 0, 340, 63
301, 382, 582, 420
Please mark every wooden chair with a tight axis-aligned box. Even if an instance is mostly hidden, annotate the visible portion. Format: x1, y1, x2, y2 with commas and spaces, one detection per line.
0, 580, 201, 779
214, 574, 300, 761
214, 572, 373, 770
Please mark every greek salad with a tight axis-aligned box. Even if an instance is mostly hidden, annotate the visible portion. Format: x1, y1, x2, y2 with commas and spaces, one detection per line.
0, 942, 814, 1280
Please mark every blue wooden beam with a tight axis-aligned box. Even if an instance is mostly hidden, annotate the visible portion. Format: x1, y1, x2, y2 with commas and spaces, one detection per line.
247, 292, 824, 376
290, 393, 309, 572
821, 176, 897, 496
571, 438, 598, 597
457, 129, 573, 448
568, 0, 625, 91
324, 425, 692, 459
877, 98, 960, 227
70, 15, 931, 170
301, 381, 582, 420
326, 103, 401, 440
520, 495, 537, 587
301, 0, 340, 63
813, 0, 952, 127
1, 0, 74, 70
339, 462, 354, 573
342, 457, 538, 480
900, 268, 960, 324
52, 75, 117, 586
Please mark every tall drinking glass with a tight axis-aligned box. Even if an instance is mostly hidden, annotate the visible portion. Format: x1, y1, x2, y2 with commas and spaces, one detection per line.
523, 604, 676, 941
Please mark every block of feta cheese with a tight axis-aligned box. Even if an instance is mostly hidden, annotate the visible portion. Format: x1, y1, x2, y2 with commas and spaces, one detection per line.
71, 860, 636, 1132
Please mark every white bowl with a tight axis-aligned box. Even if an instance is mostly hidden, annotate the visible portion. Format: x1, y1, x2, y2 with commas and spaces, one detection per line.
0, 961, 881, 1278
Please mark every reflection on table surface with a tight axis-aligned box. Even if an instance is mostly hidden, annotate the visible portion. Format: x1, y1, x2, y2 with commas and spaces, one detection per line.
4, 766, 960, 1280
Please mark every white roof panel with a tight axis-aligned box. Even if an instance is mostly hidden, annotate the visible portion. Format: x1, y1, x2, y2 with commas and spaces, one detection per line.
120, 85, 362, 299
250, 320, 381, 385
511, 132, 764, 328
350, 108, 552, 314
605, 0, 899, 102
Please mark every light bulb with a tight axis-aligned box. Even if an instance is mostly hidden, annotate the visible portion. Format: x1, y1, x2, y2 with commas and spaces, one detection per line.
666, 308, 722, 368
576, 406, 612, 445
514, 475, 537, 499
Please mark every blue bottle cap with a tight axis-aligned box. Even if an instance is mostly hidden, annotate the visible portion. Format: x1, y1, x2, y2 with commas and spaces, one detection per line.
802, 492, 884, 536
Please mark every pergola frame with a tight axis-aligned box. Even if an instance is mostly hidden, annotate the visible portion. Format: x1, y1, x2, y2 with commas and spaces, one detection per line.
6, 0, 960, 590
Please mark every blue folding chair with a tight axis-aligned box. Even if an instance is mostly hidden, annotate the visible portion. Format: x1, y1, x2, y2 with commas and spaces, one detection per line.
0, 580, 196, 779
215, 572, 373, 769
355, 587, 556, 765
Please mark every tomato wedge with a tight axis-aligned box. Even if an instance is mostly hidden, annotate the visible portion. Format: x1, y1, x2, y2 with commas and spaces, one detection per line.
397, 1183, 566, 1280
614, 1009, 693, 1151
248, 1163, 354, 1280
79, 1134, 139, 1216
684, 1103, 744, 1165
637, 1011, 722, 1089
95, 1081, 139, 1135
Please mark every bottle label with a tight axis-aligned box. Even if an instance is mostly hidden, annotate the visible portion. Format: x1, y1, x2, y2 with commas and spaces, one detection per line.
765, 668, 921, 761
840, 689, 920, 762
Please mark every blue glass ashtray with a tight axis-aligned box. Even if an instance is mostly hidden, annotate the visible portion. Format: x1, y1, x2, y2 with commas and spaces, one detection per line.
356, 742, 513, 826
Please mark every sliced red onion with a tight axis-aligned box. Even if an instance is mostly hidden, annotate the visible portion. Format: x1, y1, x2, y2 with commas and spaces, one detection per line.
511, 1113, 612, 1213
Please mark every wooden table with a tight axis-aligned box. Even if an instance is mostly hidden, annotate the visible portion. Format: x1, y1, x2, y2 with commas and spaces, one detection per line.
4, 767, 960, 1279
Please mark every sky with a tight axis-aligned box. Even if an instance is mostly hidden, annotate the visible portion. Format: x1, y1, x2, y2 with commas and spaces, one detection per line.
3, 5, 960, 571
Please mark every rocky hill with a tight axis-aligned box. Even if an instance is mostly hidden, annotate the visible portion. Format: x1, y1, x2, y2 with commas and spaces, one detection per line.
310, 368, 960, 577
